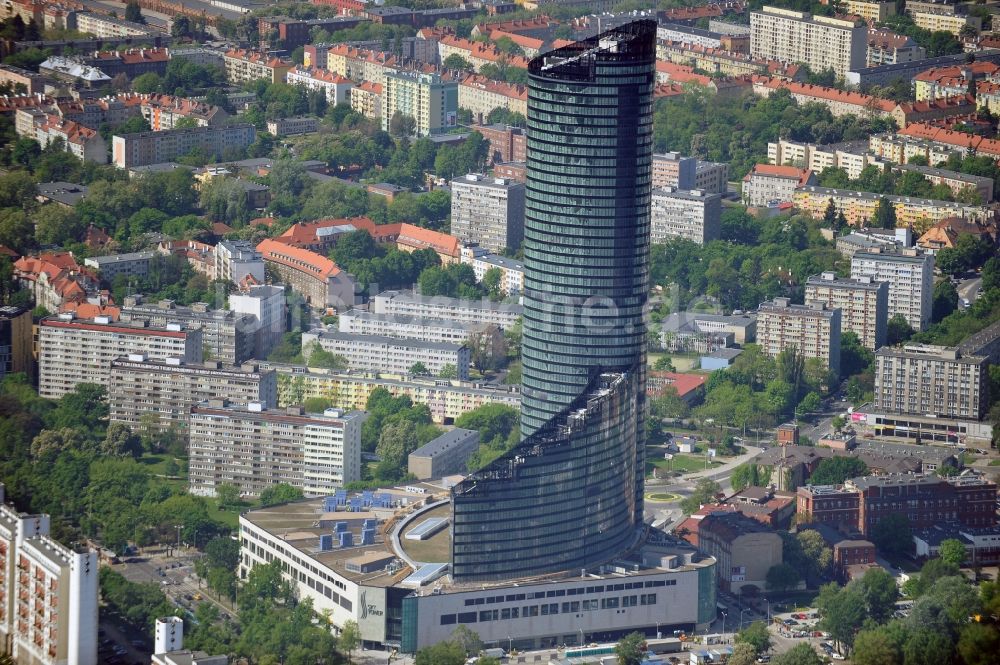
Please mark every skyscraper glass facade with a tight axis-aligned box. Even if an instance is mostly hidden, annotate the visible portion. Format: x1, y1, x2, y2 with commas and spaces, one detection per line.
450, 21, 656, 582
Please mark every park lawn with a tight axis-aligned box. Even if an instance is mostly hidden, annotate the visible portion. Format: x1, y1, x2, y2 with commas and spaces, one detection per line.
648, 352, 698, 372
647, 453, 722, 476
207, 503, 242, 530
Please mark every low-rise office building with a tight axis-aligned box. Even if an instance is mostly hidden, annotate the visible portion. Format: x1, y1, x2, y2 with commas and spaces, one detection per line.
650, 187, 722, 245
875, 343, 989, 421
120, 296, 256, 364
189, 401, 363, 497
38, 314, 203, 398
0, 485, 98, 665
407, 428, 480, 479
302, 330, 471, 379
239, 492, 717, 652
108, 356, 277, 434
805, 272, 888, 350
850, 248, 934, 331
84, 251, 155, 282
757, 298, 841, 374
369, 290, 522, 329
450, 174, 525, 253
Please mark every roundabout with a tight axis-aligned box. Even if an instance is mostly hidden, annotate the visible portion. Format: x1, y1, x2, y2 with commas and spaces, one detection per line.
644, 492, 683, 503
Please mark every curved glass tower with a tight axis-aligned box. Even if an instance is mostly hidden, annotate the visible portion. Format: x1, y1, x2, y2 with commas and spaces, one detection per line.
451, 21, 655, 582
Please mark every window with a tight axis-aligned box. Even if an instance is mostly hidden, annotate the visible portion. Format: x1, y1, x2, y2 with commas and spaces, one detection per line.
441, 614, 457, 625
457, 612, 477, 624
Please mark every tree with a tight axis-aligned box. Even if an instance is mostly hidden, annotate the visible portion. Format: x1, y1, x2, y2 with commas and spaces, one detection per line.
771, 643, 824, 665
443, 54, 473, 71
831, 415, 846, 432
389, 111, 416, 138
817, 583, 866, 651
874, 197, 897, 229
131, 72, 161, 94
258, 483, 303, 507
124, 0, 145, 23
414, 641, 465, 665
766, 563, 801, 592
102, 422, 142, 459
938, 538, 967, 567
614, 632, 646, 665
450, 625, 483, 656
215, 483, 240, 509
653, 355, 676, 371
680, 478, 721, 514
855, 568, 898, 624
932, 279, 959, 323
852, 627, 902, 665
871, 514, 911, 561
823, 198, 838, 227
797, 529, 834, 581
171, 15, 191, 37
482, 266, 503, 298
809, 457, 868, 485
886, 314, 914, 346
409, 362, 429, 375
730, 463, 762, 492
957, 623, 1000, 665
728, 643, 757, 665
305, 342, 348, 370
338, 620, 360, 663
438, 364, 458, 379
736, 621, 771, 655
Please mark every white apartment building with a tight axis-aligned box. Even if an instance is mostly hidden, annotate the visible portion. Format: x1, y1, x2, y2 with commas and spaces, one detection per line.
285, 67, 354, 104
875, 344, 989, 420
742, 164, 813, 206
650, 187, 722, 245
188, 401, 362, 497
652, 153, 730, 194
301, 330, 471, 379
214, 239, 265, 287
909, 11, 980, 36
459, 247, 524, 295
337, 310, 494, 345
369, 290, 522, 329
381, 71, 458, 137
38, 315, 203, 398
450, 174, 526, 253
107, 356, 278, 434
757, 298, 842, 374
0, 485, 98, 665
850, 249, 934, 332
846, 0, 897, 23
768, 139, 885, 180
750, 7, 868, 79
111, 124, 256, 169
229, 285, 286, 359
805, 272, 889, 351
75, 12, 152, 38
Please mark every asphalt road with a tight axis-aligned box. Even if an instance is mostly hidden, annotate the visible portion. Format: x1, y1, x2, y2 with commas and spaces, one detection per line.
959, 276, 983, 305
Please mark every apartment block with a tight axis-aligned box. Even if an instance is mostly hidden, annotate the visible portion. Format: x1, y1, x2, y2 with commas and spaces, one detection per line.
875, 344, 989, 421
108, 356, 278, 434
214, 239, 265, 287
137, 93, 227, 131
458, 246, 524, 295
0, 306, 32, 381
381, 71, 458, 137
652, 153, 729, 193
26, 115, 107, 164
111, 124, 256, 169
846, 0, 897, 23
407, 428, 480, 479
75, 12, 153, 38
84, 251, 155, 282
369, 290, 522, 329
891, 163, 993, 203
805, 272, 888, 350
742, 164, 814, 206
798, 474, 997, 537
0, 63, 45, 95
285, 67, 354, 104
349, 81, 382, 119
0, 484, 98, 665
229, 285, 286, 359
301, 330, 471, 379
850, 249, 934, 331
188, 401, 363, 498
38, 315, 203, 398
696, 512, 783, 594
120, 296, 256, 364
909, 10, 980, 36
769, 139, 885, 180
650, 187, 722, 245
793, 186, 989, 232
266, 364, 521, 423
338, 310, 499, 345
223, 49, 293, 85
456, 74, 527, 123
750, 7, 868, 79
757, 298, 842, 374
450, 173, 525, 253
867, 29, 925, 67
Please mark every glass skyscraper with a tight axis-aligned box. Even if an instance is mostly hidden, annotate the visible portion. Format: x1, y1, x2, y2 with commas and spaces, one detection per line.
451, 20, 655, 582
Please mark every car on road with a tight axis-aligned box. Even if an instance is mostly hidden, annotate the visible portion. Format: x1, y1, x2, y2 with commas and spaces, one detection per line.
783, 619, 799, 626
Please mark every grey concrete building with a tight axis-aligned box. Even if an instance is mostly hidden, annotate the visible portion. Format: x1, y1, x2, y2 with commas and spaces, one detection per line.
121, 295, 256, 364
805, 272, 888, 350
875, 343, 989, 421
369, 290, 522, 329
757, 298, 842, 374
301, 330, 471, 379
407, 428, 481, 479
38, 314, 203, 398
850, 248, 934, 332
108, 356, 278, 435
650, 187, 722, 245
450, 174, 526, 253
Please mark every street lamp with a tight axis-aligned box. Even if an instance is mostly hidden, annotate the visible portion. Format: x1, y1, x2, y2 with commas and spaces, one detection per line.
656, 621, 661, 640
739, 608, 750, 631
174, 525, 183, 557
721, 612, 727, 636
507, 635, 512, 654
764, 598, 770, 623
578, 628, 584, 646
